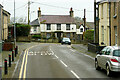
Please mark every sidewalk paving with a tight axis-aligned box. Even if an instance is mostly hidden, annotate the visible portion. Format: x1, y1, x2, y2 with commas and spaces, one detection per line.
71, 44, 97, 58
2, 42, 38, 78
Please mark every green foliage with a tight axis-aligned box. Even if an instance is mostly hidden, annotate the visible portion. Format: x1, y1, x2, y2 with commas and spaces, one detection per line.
32, 35, 41, 39
42, 35, 47, 39
84, 30, 94, 43
52, 33, 56, 39
16, 23, 31, 36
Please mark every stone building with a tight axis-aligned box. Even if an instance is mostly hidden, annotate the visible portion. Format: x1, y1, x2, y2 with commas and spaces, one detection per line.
98, 0, 120, 46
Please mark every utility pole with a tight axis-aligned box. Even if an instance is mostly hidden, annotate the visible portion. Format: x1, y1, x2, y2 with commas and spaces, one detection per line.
28, 0, 30, 25
84, 9, 86, 32
94, 0, 96, 43
14, 0, 16, 48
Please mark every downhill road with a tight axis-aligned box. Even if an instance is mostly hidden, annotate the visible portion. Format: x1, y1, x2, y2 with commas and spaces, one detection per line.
19, 43, 120, 79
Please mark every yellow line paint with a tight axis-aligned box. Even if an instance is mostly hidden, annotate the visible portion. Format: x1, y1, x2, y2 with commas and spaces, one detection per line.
19, 45, 39, 79
19, 50, 27, 79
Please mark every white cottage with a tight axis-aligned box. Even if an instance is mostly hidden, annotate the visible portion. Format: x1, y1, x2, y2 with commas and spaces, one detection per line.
30, 7, 76, 40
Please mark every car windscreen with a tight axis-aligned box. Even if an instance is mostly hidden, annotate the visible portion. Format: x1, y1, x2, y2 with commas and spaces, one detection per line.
63, 38, 70, 41
113, 49, 120, 57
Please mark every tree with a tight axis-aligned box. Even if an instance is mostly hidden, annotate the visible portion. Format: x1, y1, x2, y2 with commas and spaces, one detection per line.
16, 23, 31, 36
84, 30, 94, 43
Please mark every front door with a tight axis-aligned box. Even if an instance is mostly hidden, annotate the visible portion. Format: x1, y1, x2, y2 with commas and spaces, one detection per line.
57, 33, 61, 43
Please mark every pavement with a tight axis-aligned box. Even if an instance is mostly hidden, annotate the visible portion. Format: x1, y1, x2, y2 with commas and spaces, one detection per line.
2, 42, 39, 78
71, 44, 97, 58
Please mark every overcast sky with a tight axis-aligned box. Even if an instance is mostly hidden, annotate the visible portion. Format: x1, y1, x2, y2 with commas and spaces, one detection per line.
0, 0, 100, 22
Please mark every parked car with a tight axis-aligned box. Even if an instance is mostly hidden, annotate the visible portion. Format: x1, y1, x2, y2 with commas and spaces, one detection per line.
95, 46, 120, 76
61, 38, 71, 45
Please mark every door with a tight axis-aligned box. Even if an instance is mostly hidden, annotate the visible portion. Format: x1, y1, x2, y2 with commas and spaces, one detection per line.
57, 33, 61, 43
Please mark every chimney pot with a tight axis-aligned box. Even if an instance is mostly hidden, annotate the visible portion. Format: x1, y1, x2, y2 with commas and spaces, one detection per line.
38, 7, 41, 17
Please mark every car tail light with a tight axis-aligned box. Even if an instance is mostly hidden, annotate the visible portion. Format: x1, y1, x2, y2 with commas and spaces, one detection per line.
111, 59, 118, 62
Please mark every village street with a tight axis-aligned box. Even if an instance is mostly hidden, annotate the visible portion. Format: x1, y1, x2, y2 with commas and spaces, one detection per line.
11, 43, 120, 79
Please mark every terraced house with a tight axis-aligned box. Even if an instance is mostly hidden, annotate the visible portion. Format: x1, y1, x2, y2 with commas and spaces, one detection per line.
30, 7, 76, 41
98, 0, 120, 46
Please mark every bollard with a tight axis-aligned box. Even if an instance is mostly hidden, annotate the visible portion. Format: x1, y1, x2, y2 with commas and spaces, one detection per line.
12, 51, 14, 61
15, 48, 17, 57
9, 54, 11, 67
4, 59, 8, 74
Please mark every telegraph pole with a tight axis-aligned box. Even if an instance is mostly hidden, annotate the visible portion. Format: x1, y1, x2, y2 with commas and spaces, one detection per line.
28, 0, 30, 25
84, 9, 86, 32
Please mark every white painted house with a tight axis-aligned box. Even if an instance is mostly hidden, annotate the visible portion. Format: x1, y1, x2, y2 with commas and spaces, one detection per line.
76, 25, 84, 35
30, 7, 76, 40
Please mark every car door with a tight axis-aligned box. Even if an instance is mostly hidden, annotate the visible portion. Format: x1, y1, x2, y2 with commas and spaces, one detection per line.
102, 48, 111, 69
97, 47, 108, 68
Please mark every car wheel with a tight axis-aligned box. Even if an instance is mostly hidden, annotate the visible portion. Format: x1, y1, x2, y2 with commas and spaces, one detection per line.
95, 60, 101, 70
106, 65, 112, 77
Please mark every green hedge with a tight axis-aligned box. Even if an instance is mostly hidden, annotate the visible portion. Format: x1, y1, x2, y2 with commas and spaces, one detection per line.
84, 30, 94, 43
16, 23, 31, 36
32, 35, 41, 39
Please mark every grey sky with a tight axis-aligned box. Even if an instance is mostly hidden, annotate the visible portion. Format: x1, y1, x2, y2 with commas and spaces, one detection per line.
0, 0, 100, 22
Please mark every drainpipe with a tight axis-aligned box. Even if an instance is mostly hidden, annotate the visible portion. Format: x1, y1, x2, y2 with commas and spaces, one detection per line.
109, 1, 111, 46
94, 0, 96, 43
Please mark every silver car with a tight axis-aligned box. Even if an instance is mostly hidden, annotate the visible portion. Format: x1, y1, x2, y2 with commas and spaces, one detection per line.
95, 46, 120, 76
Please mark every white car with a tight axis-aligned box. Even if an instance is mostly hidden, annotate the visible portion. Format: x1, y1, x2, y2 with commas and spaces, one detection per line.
95, 46, 120, 76
61, 38, 71, 45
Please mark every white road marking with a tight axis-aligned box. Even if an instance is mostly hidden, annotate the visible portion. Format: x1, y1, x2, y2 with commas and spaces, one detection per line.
60, 60, 68, 67
70, 49, 76, 52
70, 70, 80, 79
55, 55, 59, 59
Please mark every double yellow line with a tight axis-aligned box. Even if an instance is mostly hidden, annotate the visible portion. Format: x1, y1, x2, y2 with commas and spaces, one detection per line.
19, 45, 38, 79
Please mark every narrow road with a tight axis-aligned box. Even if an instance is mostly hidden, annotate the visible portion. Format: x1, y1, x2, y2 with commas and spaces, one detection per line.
19, 43, 120, 79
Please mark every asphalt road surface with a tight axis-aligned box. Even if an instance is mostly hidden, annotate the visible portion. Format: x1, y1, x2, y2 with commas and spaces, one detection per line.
19, 43, 120, 80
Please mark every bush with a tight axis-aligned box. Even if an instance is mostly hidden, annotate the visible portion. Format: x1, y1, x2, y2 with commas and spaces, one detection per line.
16, 23, 31, 36
84, 30, 94, 43
32, 35, 41, 39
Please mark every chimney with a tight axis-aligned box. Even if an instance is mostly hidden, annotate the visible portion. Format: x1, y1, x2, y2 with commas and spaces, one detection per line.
38, 7, 41, 17
69, 7, 74, 17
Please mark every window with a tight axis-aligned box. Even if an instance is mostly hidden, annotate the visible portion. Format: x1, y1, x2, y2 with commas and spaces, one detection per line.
57, 24, 61, 30
114, 26, 117, 45
47, 24, 51, 30
101, 4, 103, 19
66, 24, 70, 30
114, 2, 117, 15
113, 50, 120, 57
101, 47, 107, 55
105, 48, 111, 55
102, 26, 104, 42
80, 28, 83, 32
34, 27, 37, 32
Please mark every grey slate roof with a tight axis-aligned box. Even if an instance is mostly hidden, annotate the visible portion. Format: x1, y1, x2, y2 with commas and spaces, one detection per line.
40, 15, 75, 24
30, 18, 39, 26
30, 15, 76, 26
